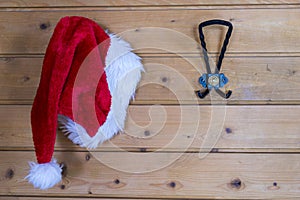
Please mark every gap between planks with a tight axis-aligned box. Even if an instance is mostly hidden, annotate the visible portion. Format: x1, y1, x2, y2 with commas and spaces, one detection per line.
0, 0, 300, 8
0, 148, 300, 153
3, 52, 300, 57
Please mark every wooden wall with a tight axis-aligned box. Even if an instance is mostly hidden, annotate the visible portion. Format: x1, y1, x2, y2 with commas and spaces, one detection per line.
0, 1, 300, 199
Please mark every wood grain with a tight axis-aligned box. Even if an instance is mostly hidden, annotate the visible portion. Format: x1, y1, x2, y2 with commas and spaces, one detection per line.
0, 151, 299, 199
117, 55, 300, 103
1, 2, 299, 200
0, 9, 300, 54
0, 0, 299, 7
1, 56, 300, 104
1, 105, 299, 151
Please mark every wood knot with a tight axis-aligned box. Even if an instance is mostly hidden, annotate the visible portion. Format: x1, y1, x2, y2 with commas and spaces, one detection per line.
5, 168, 14, 179
39, 22, 50, 30
266, 64, 272, 72
106, 178, 126, 189
144, 130, 150, 136
1, 57, 13, 63
85, 154, 91, 161
22, 76, 30, 82
268, 182, 280, 190
166, 180, 183, 190
161, 77, 168, 83
168, 181, 176, 188
114, 179, 120, 184
225, 127, 232, 134
228, 178, 245, 190
231, 178, 241, 188
150, 180, 183, 190
288, 69, 297, 76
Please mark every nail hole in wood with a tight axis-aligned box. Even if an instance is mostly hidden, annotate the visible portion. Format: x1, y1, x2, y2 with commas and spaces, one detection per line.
140, 148, 147, 152
60, 184, 65, 190
170, 19, 176, 22
88, 190, 93, 194
5, 168, 14, 179
273, 182, 277, 186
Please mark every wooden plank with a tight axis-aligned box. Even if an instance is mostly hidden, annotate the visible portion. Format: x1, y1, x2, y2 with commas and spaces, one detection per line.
1, 56, 300, 104
0, 0, 299, 7
0, 151, 299, 199
0, 57, 40, 103
137, 56, 300, 103
0, 105, 299, 151
0, 9, 300, 54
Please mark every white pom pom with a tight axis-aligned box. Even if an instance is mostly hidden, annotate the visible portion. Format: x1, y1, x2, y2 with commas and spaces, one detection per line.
25, 159, 62, 190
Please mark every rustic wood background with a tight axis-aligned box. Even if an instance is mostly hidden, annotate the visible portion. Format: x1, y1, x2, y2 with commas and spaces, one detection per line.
0, 0, 300, 199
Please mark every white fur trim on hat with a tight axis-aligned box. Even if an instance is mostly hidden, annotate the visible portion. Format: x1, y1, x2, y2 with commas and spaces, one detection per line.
25, 159, 62, 190
58, 32, 144, 148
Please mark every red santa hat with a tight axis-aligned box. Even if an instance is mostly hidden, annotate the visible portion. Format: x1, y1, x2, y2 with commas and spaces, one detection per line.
25, 16, 143, 190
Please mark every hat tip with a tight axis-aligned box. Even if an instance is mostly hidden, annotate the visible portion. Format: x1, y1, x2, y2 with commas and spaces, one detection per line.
26, 159, 62, 190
